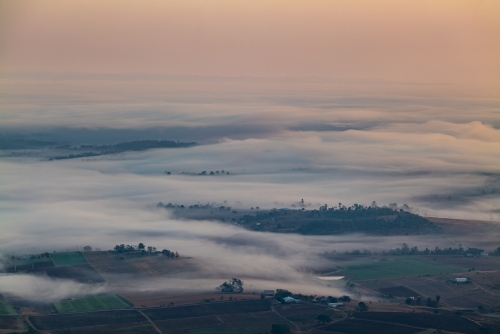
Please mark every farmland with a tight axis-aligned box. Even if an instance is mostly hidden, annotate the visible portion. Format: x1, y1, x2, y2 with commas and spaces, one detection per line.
52, 322, 160, 334
29, 310, 147, 331
142, 299, 271, 321
44, 264, 105, 283
153, 311, 287, 334
83, 251, 202, 278
0, 316, 24, 331
0, 294, 16, 315
353, 312, 483, 333
338, 257, 464, 281
50, 252, 88, 267
53, 294, 130, 313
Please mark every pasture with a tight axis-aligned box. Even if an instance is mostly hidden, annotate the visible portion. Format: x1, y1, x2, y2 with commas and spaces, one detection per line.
353, 312, 483, 333
45, 264, 104, 283
340, 257, 464, 281
154, 311, 288, 334
0, 316, 24, 331
83, 251, 202, 278
0, 295, 16, 316
51, 251, 88, 267
142, 299, 271, 321
53, 294, 130, 313
29, 310, 146, 331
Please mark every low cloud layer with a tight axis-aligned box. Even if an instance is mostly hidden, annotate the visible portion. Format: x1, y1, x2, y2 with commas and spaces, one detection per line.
0, 275, 107, 303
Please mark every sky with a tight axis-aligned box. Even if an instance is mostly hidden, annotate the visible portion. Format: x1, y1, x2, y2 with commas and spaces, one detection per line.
0, 0, 499, 300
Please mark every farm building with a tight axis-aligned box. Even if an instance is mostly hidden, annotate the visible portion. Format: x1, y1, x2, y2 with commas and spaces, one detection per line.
328, 302, 344, 308
480, 252, 489, 257
263, 290, 275, 296
282, 296, 301, 303
455, 277, 468, 283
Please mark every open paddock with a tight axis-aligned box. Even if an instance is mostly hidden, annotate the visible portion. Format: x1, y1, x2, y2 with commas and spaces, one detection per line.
433, 256, 500, 272
340, 257, 464, 281
444, 290, 500, 309
358, 274, 480, 302
217, 311, 292, 333
51, 252, 88, 267
142, 299, 271, 321
378, 286, 420, 298
0, 316, 24, 331
44, 264, 105, 283
29, 309, 146, 330
354, 312, 483, 333
123, 292, 260, 308
83, 251, 202, 278
53, 294, 130, 313
52, 321, 158, 334
154, 311, 288, 334
465, 314, 500, 331
0, 295, 17, 316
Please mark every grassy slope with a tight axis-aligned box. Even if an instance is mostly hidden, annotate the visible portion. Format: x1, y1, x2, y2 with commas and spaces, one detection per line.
0, 295, 17, 316
341, 257, 464, 281
51, 252, 88, 267
53, 295, 130, 313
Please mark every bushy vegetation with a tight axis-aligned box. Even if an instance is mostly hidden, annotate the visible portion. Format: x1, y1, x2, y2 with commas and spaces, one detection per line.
216, 278, 244, 293
321, 243, 492, 257
49, 140, 197, 160
240, 206, 441, 236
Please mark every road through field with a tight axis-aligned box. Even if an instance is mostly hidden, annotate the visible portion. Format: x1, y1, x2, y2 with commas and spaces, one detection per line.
138, 310, 163, 334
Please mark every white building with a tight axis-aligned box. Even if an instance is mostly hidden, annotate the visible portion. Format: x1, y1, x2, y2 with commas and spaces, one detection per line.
282, 296, 301, 303
455, 277, 468, 283
328, 302, 344, 308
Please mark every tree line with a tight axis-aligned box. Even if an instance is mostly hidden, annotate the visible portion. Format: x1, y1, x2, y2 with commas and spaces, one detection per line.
113, 242, 179, 258
320, 243, 499, 258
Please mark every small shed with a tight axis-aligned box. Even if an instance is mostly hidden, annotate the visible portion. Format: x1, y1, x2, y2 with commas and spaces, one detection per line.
263, 290, 275, 296
328, 302, 344, 308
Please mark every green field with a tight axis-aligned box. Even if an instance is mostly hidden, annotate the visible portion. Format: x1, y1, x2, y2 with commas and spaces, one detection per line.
53, 295, 130, 313
50, 252, 88, 267
0, 295, 17, 316
340, 257, 464, 281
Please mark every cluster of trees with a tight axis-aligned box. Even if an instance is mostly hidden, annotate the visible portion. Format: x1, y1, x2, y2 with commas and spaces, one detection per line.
321, 243, 497, 258
157, 202, 233, 212
405, 295, 440, 308
50, 140, 197, 160
199, 170, 230, 175
161, 249, 179, 259
239, 206, 441, 236
216, 278, 244, 293
114, 243, 179, 258
9, 252, 50, 260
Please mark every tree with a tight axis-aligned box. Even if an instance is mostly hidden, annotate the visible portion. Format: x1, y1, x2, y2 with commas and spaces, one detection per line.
358, 302, 368, 311
317, 314, 332, 324
271, 324, 290, 334
138, 243, 145, 250
436, 295, 441, 303
216, 278, 244, 293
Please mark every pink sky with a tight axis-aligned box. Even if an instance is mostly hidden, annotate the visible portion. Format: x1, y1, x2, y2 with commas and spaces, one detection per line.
1, 0, 499, 92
